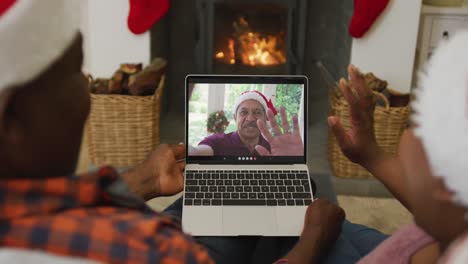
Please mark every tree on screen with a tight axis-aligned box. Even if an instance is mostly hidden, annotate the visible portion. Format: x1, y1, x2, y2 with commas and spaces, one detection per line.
274, 84, 302, 132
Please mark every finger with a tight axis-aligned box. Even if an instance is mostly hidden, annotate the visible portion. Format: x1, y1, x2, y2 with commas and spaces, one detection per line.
339, 78, 362, 125
328, 116, 352, 149
305, 198, 327, 225
255, 145, 271, 156
257, 119, 274, 142
172, 171, 185, 194
267, 108, 282, 136
349, 64, 371, 98
173, 163, 185, 184
292, 115, 300, 135
169, 144, 186, 160
177, 161, 186, 172
339, 78, 359, 107
279, 106, 290, 133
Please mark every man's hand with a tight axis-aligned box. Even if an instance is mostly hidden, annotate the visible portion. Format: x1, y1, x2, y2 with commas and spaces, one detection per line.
122, 144, 186, 200
256, 106, 304, 156
328, 64, 382, 168
282, 199, 345, 264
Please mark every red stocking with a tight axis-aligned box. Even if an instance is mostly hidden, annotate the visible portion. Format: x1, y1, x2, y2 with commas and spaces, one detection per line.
0, 0, 16, 17
349, 0, 390, 38
128, 0, 170, 35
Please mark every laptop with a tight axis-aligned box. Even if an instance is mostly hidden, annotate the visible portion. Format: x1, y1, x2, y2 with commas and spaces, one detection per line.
182, 75, 313, 236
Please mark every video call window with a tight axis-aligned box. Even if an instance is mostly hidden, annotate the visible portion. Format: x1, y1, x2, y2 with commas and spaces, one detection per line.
188, 82, 305, 158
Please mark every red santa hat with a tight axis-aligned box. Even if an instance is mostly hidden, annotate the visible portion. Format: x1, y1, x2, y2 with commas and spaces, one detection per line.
232, 90, 277, 117
0, 0, 81, 91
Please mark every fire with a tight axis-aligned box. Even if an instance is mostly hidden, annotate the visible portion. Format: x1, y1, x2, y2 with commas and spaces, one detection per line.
215, 17, 286, 66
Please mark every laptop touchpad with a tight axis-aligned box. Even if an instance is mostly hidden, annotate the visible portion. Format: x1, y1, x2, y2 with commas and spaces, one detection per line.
222, 207, 277, 235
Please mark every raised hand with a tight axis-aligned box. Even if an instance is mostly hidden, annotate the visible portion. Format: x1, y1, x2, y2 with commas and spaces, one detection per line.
328, 64, 381, 167
256, 106, 304, 156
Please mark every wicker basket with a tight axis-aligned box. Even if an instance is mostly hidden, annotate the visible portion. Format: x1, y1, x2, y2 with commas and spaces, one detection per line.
328, 91, 410, 178
86, 75, 165, 167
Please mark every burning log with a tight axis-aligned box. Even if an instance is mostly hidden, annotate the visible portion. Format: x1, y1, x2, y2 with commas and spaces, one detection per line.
215, 16, 286, 66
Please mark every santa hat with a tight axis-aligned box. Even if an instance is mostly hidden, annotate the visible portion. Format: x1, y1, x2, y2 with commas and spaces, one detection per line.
232, 90, 277, 117
439, 231, 468, 263
0, 0, 80, 92
412, 30, 468, 208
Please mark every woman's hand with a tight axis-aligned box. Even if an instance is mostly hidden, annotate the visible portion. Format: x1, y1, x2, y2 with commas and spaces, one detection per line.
328, 64, 382, 168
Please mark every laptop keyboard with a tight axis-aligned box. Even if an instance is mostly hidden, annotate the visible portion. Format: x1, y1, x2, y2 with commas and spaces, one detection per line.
184, 170, 313, 206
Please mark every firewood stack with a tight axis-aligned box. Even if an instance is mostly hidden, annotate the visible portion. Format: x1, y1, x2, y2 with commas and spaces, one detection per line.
88, 58, 166, 96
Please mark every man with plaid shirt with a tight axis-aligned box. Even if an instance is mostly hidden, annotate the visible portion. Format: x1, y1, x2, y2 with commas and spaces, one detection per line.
0, 0, 345, 263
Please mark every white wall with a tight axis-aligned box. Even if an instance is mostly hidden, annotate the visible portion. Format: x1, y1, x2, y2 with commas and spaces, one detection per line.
80, 0, 150, 78
207, 84, 226, 114
350, 0, 422, 93
262, 84, 277, 105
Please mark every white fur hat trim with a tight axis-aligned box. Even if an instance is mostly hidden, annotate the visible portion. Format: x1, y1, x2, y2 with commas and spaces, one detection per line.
232, 91, 269, 116
413, 30, 468, 207
0, 0, 81, 91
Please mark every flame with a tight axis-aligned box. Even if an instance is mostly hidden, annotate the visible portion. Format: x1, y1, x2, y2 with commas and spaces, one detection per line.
215, 17, 285, 66
228, 39, 235, 64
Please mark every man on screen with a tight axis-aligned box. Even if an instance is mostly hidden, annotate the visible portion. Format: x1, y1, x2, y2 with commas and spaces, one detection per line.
189, 90, 304, 156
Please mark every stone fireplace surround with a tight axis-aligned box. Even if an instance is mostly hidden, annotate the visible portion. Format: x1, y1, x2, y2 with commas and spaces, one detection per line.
151, 0, 353, 122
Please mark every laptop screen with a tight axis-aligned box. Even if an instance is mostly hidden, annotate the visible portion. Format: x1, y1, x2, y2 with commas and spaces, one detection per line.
186, 75, 307, 164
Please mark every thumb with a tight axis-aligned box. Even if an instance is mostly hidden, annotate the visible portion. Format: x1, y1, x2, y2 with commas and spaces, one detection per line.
328, 116, 351, 149
255, 145, 271, 156
169, 144, 186, 160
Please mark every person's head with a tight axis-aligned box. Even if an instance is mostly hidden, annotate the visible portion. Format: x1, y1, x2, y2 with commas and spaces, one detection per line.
232, 91, 276, 140
234, 99, 266, 140
398, 30, 468, 249
0, 0, 88, 179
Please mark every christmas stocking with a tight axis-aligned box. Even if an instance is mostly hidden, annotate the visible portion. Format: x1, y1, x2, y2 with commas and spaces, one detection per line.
128, 0, 170, 35
349, 0, 390, 38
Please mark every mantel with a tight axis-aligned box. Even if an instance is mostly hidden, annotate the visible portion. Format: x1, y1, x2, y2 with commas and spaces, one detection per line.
422, 4, 468, 15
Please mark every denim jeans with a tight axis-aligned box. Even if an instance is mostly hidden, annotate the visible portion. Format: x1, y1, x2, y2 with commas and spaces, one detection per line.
164, 198, 388, 264
323, 221, 389, 264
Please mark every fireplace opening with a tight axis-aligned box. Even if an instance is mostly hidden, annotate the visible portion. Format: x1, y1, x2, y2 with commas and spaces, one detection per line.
195, 0, 306, 75
213, 4, 287, 69
150, 1, 353, 120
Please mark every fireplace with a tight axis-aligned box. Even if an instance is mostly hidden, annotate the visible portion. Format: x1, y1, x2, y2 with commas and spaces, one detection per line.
195, 0, 306, 75
151, 1, 353, 118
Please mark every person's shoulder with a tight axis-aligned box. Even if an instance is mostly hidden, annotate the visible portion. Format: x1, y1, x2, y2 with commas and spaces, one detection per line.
199, 132, 233, 145
208, 132, 234, 140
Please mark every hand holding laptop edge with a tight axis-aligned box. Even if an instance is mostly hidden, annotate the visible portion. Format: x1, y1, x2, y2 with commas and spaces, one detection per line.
122, 144, 186, 200
277, 199, 345, 264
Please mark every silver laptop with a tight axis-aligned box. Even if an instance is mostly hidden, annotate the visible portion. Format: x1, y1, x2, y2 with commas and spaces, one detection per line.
182, 75, 313, 236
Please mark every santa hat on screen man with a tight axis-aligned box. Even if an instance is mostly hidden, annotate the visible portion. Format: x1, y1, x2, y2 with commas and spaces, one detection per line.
232, 90, 278, 118
413, 30, 468, 209
0, 0, 81, 92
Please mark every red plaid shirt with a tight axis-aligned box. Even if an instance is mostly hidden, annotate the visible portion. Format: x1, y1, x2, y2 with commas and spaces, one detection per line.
0, 167, 213, 264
